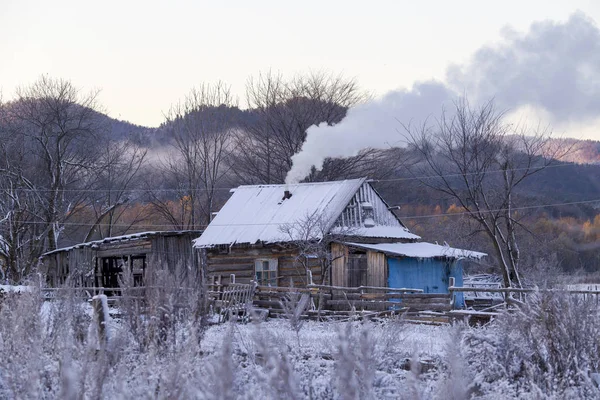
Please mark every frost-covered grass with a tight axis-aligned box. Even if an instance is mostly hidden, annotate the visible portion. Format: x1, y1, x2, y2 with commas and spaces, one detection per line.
2, 289, 600, 399
201, 318, 452, 398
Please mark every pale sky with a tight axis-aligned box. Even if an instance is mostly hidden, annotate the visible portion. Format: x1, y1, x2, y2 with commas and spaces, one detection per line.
2, 0, 600, 128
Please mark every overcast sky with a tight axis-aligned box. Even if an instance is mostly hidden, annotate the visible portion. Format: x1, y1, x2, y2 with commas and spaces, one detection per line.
2, 0, 600, 135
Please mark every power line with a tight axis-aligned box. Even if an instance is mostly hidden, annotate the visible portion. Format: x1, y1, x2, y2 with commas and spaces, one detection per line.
400, 198, 600, 220
2, 197, 599, 229
2, 161, 591, 193
371, 161, 586, 183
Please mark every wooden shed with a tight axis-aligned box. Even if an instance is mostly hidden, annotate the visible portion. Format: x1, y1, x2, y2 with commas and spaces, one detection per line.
333, 241, 485, 307
41, 230, 203, 291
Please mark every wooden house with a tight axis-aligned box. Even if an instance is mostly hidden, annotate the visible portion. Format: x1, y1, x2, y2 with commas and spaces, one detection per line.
193, 178, 484, 302
42, 230, 202, 291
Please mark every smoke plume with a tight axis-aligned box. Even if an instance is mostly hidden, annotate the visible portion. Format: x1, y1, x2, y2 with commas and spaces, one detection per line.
286, 12, 600, 184
285, 81, 453, 184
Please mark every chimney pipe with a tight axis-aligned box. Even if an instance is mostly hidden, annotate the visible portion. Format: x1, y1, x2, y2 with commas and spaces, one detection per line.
282, 190, 292, 201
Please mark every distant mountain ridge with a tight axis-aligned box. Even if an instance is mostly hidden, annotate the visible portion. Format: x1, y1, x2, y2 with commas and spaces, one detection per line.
552, 138, 600, 165
104, 109, 600, 165
106, 106, 255, 147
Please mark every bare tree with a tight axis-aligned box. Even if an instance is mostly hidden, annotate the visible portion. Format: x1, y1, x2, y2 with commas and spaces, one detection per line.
0, 100, 47, 281
0, 78, 109, 281
305, 147, 404, 182
279, 212, 356, 285
85, 139, 148, 240
149, 83, 236, 229
231, 71, 367, 184
405, 99, 570, 288
6, 76, 105, 251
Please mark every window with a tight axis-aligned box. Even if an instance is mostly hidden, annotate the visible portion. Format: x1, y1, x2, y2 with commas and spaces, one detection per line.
255, 258, 278, 286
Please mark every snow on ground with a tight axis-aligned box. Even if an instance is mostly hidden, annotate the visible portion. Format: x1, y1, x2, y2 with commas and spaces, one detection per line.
198, 317, 454, 398
0, 286, 460, 399
0, 284, 33, 293
4, 291, 600, 398
202, 318, 450, 359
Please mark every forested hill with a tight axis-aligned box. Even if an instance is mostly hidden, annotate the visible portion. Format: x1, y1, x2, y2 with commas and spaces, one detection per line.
104, 106, 600, 219
2, 75, 599, 281
552, 138, 600, 165
108, 109, 600, 165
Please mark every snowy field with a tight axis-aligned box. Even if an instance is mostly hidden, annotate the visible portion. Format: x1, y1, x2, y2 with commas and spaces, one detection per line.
2, 289, 600, 399
200, 318, 454, 399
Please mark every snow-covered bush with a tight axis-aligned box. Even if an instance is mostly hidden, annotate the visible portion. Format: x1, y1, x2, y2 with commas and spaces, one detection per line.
118, 264, 207, 352
464, 291, 600, 398
10, 278, 600, 398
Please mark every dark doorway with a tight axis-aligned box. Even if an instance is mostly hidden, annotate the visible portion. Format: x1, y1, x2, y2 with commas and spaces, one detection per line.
347, 252, 368, 287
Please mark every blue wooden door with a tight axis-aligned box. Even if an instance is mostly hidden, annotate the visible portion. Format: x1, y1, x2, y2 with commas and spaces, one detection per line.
387, 257, 464, 307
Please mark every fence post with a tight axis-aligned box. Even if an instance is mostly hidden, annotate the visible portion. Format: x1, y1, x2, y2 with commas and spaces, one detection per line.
230, 274, 236, 284
449, 277, 455, 308
92, 295, 108, 349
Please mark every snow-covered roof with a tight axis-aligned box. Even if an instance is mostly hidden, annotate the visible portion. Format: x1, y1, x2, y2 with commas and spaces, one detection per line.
345, 242, 486, 260
331, 226, 420, 241
43, 230, 202, 256
195, 179, 367, 248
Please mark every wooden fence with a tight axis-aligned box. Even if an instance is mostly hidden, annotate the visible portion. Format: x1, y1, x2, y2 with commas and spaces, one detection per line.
35, 275, 455, 322
450, 284, 600, 303
448, 280, 600, 323
206, 275, 452, 321
29, 276, 600, 326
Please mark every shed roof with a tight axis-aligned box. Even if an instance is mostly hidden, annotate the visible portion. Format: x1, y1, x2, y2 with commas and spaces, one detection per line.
331, 226, 420, 241
345, 241, 486, 260
43, 230, 203, 256
194, 179, 367, 248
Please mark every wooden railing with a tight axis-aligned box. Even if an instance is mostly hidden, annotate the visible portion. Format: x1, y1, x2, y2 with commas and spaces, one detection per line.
204, 275, 452, 320
449, 279, 600, 317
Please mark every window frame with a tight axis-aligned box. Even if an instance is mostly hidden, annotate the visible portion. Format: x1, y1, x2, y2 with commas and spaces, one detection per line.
254, 258, 278, 286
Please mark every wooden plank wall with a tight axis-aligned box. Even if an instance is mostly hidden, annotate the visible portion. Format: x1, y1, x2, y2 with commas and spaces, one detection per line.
45, 249, 94, 287
332, 244, 388, 287
331, 242, 348, 287
148, 234, 200, 285
206, 245, 323, 287
69, 247, 96, 287
96, 241, 151, 258
367, 250, 386, 287
44, 233, 201, 288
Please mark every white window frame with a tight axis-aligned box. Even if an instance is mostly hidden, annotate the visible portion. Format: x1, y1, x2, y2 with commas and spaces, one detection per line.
255, 258, 278, 286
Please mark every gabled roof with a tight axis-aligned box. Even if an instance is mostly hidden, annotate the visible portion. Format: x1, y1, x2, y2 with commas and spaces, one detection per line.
345, 242, 486, 260
194, 179, 366, 248
194, 179, 420, 248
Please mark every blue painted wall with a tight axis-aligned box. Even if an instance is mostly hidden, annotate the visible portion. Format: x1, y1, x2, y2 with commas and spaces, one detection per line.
387, 257, 464, 308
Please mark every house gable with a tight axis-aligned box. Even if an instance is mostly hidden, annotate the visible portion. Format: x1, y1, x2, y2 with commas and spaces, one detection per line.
329, 182, 419, 241
333, 182, 405, 229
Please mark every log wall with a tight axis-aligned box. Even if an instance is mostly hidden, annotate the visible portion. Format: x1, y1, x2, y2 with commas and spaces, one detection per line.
205, 245, 324, 287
